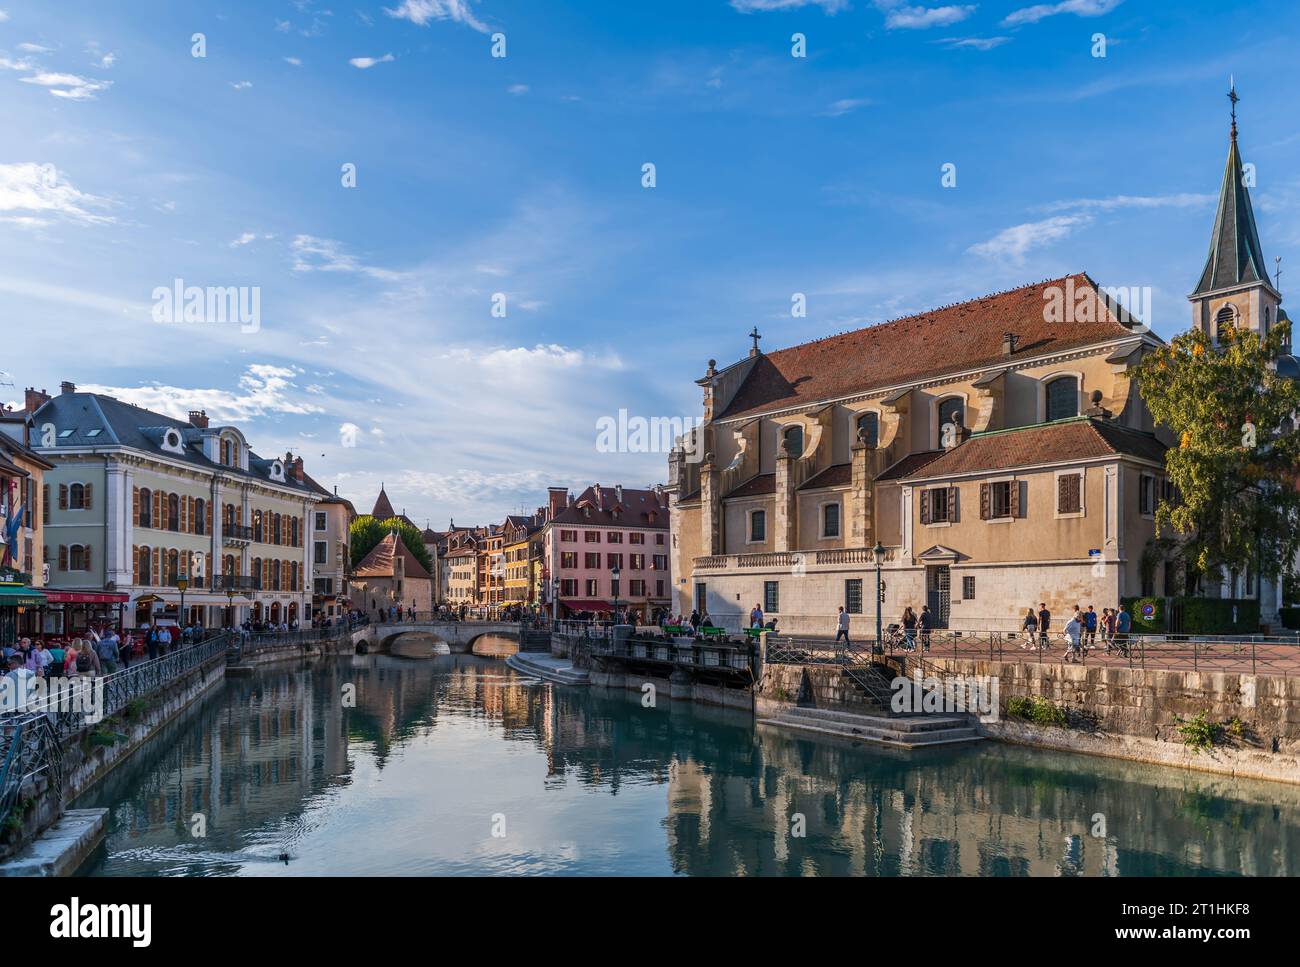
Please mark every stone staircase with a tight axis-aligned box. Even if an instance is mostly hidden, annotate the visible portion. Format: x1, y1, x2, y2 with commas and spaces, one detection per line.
519, 629, 552, 653
505, 651, 590, 685
757, 706, 983, 750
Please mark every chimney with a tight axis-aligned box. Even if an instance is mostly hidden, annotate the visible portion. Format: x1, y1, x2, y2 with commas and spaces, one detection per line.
567, 493, 575, 507
60, 380, 76, 395
1002, 332, 1018, 356
25, 387, 51, 413
293, 456, 304, 482
188, 409, 209, 429
614, 484, 623, 505
594, 483, 602, 510
547, 486, 568, 519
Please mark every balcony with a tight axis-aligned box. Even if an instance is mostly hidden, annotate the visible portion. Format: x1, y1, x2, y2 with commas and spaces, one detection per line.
212, 575, 257, 592
223, 524, 254, 545
693, 546, 900, 572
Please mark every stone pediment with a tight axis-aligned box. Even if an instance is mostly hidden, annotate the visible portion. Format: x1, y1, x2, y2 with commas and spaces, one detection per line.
917, 544, 962, 562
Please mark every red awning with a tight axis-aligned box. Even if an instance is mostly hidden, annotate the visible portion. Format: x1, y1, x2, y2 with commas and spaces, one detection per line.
42, 590, 130, 604
560, 599, 614, 611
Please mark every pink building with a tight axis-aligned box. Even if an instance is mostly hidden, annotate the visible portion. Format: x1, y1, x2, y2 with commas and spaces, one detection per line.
543, 483, 671, 619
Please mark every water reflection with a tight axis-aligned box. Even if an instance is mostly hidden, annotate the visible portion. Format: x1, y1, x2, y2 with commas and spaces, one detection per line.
75, 655, 1300, 876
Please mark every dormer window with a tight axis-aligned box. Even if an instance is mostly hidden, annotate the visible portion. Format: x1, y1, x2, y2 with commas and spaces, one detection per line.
269, 460, 286, 483
782, 425, 804, 458
856, 412, 879, 449
161, 428, 184, 455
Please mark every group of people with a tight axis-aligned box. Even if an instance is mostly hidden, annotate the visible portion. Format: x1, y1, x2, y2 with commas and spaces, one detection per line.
1022, 603, 1132, 661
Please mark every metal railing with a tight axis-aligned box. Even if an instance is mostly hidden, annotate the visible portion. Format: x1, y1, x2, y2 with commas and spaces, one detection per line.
588, 634, 754, 672
765, 628, 1300, 678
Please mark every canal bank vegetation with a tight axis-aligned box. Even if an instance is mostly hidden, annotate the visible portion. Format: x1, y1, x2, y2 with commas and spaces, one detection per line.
1175, 711, 1253, 755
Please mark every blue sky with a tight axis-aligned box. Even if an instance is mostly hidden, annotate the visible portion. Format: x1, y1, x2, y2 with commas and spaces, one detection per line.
2, 0, 1298, 528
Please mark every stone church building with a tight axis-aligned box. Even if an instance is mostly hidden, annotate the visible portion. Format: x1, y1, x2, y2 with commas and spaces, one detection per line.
668, 108, 1293, 635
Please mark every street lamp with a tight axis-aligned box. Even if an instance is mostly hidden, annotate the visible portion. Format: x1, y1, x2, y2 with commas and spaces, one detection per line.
612, 565, 621, 623
872, 541, 887, 653
176, 575, 189, 628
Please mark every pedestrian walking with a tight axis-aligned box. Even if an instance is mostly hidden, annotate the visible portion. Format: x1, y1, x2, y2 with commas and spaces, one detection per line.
1115, 605, 1131, 656
1037, 603, 1051, 650
1084, 605, 1098, 650
1021, 608, 1038, 649
1064, 612, 1083, 662
901, 607, 918, 652
750, 603, 764, 629
919, 605, 934, 651
834, 606, 850, 647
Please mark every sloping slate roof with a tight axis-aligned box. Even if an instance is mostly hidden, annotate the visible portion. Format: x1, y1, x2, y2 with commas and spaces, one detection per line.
372, 487, 397, 520
1194, 131, 1269, 295
353, 531, 431, 580
901, 418, 1166, 480
726, 473, 775, 499
717, 273, 1133, 421
875, 450, 943, 481
799, 463, 852, 490
548, 485, 669, 528
32, 392, 319, 493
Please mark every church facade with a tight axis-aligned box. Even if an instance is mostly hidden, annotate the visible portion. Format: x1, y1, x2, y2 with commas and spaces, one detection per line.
668, 109, 1288, 635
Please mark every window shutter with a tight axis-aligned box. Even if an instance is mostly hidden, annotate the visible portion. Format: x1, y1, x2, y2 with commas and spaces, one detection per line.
187, 496, 195, 533
152, 547, 160, 586
1059, 476, 1069, 514
154, 490, 162, 528
83, 483, 92, 510
206, 501, 212, 532
58, 483, 67, 509
919, 490, 931, 525
947, 486, 958, 522
42, 484, 49, 524
132, 546, 140, 585
980, 483, 990, 521
132, 486, 139, 526
1010, 480, 1022, 518
84, 544, 92, 570
206, 553, 212, 583
58, 544, 67, 570
1071, 474, 1082, 513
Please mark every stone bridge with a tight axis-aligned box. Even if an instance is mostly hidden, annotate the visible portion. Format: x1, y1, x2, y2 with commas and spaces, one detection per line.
350, 621, 522, 655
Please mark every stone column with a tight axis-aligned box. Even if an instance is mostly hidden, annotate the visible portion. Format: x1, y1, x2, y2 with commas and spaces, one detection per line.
700, 454, 722, 555
774, 441, 795, 552
104, 458, 132, 589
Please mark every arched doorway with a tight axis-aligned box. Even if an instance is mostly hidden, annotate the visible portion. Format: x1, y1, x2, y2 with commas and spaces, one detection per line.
270, 602, 281, 625
288, 602, 298, 626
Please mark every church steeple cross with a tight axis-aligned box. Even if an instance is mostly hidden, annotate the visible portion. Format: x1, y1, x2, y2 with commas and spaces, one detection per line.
1228, 76, 1239, 140
748, 326, 762, 356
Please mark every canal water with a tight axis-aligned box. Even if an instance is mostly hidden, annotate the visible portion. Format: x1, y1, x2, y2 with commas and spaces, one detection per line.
75, 649, 1300, 876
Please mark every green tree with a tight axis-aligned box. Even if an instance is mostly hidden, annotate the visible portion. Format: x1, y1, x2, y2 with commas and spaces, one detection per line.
349, 515, 434, 575
1133, 320, 1300, 583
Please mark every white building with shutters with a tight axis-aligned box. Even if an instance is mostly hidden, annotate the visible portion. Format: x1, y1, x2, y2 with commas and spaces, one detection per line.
31, 382, 329, 629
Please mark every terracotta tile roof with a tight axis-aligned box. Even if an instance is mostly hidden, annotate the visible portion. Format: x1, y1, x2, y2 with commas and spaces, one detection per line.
726, 473, 775, 498
900, 418, 1166, 480
353, 531, 431, 580
548, 484, 669, 529
717, 273, 1134, 421
799, 463, 852, 490
875, 450, 943, 481
371, 486, 396, 520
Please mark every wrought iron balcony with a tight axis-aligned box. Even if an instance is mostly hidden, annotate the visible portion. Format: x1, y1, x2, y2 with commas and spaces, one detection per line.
212, 575, 257, 592
223, 524, 254, 544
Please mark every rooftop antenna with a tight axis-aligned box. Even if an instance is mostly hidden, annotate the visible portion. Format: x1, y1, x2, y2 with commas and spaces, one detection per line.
1275, 255, 1282, 291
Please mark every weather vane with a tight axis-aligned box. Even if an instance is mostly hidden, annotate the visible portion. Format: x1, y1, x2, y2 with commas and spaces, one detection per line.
1228, 75, 1239, 138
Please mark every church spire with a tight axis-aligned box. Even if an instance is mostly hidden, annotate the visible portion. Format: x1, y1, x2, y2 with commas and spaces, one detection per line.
1192, 80, 1269, 296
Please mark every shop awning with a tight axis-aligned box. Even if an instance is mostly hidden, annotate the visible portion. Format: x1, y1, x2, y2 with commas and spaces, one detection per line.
560, 599, 614, 611
42, 590, 130, 604
0, 583, 47, 607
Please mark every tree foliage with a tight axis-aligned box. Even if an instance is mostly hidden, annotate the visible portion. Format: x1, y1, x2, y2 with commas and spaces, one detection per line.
1133, 320, 1300, 581
349, 515, 434, 575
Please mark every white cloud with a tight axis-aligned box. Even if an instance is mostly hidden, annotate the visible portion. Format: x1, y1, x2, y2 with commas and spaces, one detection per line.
349, 53, 395, 69
1038, 193, 1214, 214
291, 234, 405, 280
284, 56, 302, 66
18, 43, 53, 53
95, 52, 116, 68
939, 36, 1010, 50
507, 83, 529, 95
881, 4, 976, 29
1003, 0, 1122, 27
0, 11, 10, 23
820, 97, 871, 117
0, 162, 115, 226
0, 57, 37, 71
967, 214, 1092, 263
385, 0, 490, 33
730, 0, 850, 12
80, 365, 325, 424
230, 232, 274, 247
229, 80, 253, 90
19, 71, 112, 100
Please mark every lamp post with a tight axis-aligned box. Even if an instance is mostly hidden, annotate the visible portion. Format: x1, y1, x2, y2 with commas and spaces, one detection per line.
176, 575, 189, 628
612, 566, 621, 623
225, 588, 237, 629
872, 541, 886, 652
